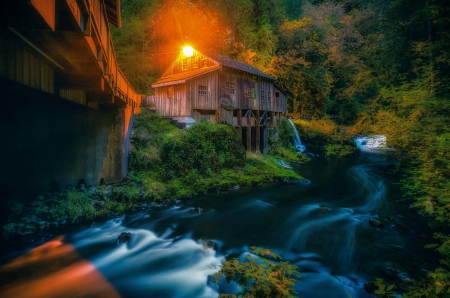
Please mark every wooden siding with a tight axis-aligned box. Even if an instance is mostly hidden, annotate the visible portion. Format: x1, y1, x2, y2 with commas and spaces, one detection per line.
188, 71, 219, 111
60, 89, 87, 105
218, 69, 283, 112
153, 85, 190, 117
163, 52, 218, 77
273, 86, 287, 112
0, 35, 54, 94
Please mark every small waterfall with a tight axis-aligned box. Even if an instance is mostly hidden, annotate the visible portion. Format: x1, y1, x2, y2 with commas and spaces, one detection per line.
353, 135, 388, 152
288, 119, 306, 152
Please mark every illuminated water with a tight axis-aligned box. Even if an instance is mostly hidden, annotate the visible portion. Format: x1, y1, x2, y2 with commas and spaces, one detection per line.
0, 153, 437, 297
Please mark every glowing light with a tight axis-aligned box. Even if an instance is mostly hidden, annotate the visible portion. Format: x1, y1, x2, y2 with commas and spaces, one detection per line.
183, 46, 194, 57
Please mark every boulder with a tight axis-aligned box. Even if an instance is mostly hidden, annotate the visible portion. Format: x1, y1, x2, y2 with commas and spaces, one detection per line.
117, 232, 131, 244
369, 218, 384, 228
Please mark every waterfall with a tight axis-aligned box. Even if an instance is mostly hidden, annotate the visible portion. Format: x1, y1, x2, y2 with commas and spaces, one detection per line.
288, 119, 306, 152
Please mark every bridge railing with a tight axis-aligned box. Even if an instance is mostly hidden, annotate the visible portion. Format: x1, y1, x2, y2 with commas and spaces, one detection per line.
68, 0, 141, 107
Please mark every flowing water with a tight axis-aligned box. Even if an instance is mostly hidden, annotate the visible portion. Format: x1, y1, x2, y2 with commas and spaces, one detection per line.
288, 119, 306, 152
0, 153, 438, 297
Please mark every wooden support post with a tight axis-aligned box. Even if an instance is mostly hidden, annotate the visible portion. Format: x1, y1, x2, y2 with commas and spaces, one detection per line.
237, 109, 242, 141
247, 110, 251, 152
256, 110, 260, 153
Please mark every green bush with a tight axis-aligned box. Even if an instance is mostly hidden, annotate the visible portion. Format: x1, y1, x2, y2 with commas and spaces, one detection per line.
211, 247, 300, 298
161, 121, 246, 178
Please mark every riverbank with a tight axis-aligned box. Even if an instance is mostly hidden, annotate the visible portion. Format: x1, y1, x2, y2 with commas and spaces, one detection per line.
1, 111, 307, 243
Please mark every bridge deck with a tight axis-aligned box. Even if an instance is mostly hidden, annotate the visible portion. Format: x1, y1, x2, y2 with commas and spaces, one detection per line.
0, 0, 141, 109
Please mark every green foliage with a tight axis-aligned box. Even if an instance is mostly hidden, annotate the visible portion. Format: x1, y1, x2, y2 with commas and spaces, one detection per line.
53, 190, 97, 222
276, 118, 295, 149
131, 108, 177, 171
161, 121, 246, 178
211, 247, 300, 298
366, 278, 396, 298
293, 118, 358, 157
404, 234, 450, 297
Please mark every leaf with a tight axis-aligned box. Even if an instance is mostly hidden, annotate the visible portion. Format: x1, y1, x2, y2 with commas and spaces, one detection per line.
387, 284, 395, 291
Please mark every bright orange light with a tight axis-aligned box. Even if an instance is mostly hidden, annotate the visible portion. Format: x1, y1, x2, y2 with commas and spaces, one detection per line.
183, 46, 194, 57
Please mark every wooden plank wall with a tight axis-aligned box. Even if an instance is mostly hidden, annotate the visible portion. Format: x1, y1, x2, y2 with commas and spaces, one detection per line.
0, 35, 54, 94
188, 72, 219, 110
218, 69, 278, 112
60, 89, 87, 105
153, 84, 189, 116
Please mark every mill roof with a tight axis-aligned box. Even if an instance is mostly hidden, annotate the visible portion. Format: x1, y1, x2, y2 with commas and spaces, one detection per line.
210, 54, 274, 80
152, 49, 274, 88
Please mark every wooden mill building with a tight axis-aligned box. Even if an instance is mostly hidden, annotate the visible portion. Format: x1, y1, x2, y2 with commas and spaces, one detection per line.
147, 47, 287, 153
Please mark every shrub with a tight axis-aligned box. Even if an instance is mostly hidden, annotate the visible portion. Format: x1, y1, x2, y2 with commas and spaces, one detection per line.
161, 121, 246, 178
211, 247, 300, 298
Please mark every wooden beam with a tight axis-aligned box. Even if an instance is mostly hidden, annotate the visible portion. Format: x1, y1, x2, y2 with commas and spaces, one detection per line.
256, 110, 260, 153
247, 110, 252, 152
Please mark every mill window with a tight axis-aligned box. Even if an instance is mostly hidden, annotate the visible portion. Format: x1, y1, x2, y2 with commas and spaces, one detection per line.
168, 86, 174, 98
244, 86, 251, 97
201, 57, 208, 68
261, 90, 265, 101
268, 91, 272, 102
226, 82, 235, 95
182, 59, 188, 71
192, 56, 199, 69
198, 85, 207, 96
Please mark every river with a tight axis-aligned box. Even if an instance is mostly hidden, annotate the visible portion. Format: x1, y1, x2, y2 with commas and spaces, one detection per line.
0, 152, 438, 297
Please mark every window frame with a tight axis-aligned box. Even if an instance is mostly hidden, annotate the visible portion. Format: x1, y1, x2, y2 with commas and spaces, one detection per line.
182, 58, 188, 71
192, 56, 199, 69
198, 85, 207, 96
226, 82, 235, 95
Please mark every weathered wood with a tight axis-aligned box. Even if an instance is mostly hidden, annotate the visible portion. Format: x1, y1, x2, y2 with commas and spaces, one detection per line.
247, 111, 251, 151
256, 110, 260, 153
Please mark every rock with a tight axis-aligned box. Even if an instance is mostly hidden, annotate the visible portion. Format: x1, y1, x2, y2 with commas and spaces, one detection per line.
61, 220, 67, 225
37, 195, 45, 201
318, 206, 329, 212
369, 218, 384, 228
299, 179, 311, 185
394, 223, 409, 232
200, 239, 216, 252
232, 185, 240, 190
397, 272, 412, 282
89, 186, 96, 193
388, 245, 404, 251
383, 266, 411, 282
117, 232, 131, 244
90, 222, 96, 228
378, 214, 396, 222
